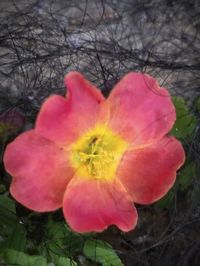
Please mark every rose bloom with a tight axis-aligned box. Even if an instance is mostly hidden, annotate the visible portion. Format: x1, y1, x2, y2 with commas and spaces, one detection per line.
4, 72, 185, 233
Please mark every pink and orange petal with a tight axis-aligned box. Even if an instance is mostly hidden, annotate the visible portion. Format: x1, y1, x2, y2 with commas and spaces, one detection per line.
3, 71, 185, 233
36, 72, 105, 145
63, 177, 138, 233
108, 73, 176, 146
4, 130, 74, 212
117, 136, 185, 204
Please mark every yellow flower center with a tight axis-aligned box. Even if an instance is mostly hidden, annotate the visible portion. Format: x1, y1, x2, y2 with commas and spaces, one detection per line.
70, 125, 128, 180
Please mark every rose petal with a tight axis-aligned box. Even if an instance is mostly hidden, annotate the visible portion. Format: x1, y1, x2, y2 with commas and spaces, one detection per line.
3, 130, 74, 211
118, 136, 185, 204
63, 177, 138, 233
36, 72, 105, 144
108, 72, 176, 146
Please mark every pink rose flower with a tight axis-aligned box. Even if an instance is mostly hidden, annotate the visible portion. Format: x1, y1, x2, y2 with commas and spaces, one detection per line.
3, 72, 185, 233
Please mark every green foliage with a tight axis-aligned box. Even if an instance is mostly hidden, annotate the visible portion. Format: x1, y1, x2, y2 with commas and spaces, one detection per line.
4, 222, 26, 252
156, 96, 198, 209
83, 239, 124, 266
178, 162, 196, 191
0, 195, 26, 253
55, 257, 78, 266
0, 195, 16, 239
39, 218, 84, 263
171, 96, 197, 140
0, 249, 47, 266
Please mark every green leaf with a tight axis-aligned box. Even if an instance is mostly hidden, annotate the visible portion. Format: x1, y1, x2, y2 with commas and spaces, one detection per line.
171, 96, 197, 140
178, 162, 196, 191
55, 257, 77, 266
0, 195, 15, 214
39, 219, 84, 261
39, 221, 67, 261
5, 222, 26, 251
83, 239, 124, 266
0, 249, 47, 266
0, 196, 26, 252
0, 195, 17, 237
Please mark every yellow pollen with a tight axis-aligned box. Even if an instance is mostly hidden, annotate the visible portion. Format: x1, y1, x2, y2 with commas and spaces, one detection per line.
70, 125, 128, 180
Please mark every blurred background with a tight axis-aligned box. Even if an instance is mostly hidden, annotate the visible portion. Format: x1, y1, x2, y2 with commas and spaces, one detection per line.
0, 0, 200, 265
